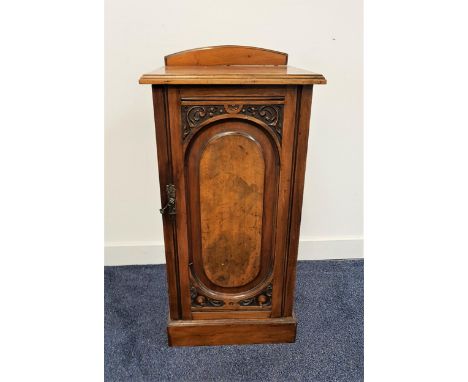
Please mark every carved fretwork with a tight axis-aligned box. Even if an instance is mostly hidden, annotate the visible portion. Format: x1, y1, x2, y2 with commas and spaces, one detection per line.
190, 283, 273, 308
239, 284, 273, 307
240, 106, 283, 139
182, 106, 226, 139
181, 104, 283, 141
190, 286, 225, 307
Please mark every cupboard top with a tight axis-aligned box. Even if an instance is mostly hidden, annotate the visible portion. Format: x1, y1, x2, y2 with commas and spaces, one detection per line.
138, 46, 326, 85
139, 65, 326, 85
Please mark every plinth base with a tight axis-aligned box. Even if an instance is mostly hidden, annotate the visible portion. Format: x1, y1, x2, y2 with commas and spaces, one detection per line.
167, 315, 297, 347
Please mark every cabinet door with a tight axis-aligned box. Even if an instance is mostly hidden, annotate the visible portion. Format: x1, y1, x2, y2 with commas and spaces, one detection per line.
164, 86, 299, 320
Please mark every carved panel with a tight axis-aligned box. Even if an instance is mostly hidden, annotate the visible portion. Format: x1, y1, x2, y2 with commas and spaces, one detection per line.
240, 106, 283, 139
190, 286, 225, 308
182, 106, 226, 138
239, 284, 273, 307
190, 284, 273, 309
181, 104, 283, 141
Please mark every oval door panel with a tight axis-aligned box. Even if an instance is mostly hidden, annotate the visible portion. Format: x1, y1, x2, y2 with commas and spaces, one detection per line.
200, 134, 264, 287
186, 119, 279, 295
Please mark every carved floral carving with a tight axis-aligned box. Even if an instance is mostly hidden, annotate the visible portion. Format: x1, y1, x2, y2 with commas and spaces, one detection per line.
182, 106, 226, 138
190, 286, 224, 307
224, 104, 242, 114
190, 284, 273, 308
240, 106, 283, 139
239, 284, 273, 307
181, 104, 283, 140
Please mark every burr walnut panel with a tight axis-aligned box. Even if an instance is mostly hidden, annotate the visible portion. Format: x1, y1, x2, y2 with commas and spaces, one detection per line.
199, 133, 265, 288
186, 120, 279, 296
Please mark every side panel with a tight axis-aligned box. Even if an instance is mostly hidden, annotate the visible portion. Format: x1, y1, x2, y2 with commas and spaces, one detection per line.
282, 85, 314, 316
151, 86, 180, 319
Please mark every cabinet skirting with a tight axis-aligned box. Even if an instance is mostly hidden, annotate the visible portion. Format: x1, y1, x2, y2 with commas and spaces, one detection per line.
167, 314, 297, 347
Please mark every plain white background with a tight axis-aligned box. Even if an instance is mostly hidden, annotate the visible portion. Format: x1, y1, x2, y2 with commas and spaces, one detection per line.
105, 0, 363, 264
1, 0, 467, 381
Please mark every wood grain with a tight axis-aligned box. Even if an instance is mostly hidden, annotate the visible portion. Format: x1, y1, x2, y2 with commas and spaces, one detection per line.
200, 134, 264, 288
191, 310, 271, 320
186, 119, 279, 296
282, 86, 314, 316
139, 65, 326, 85
165, 45, 288, 66
167, 87, 192, 319
270, 86, 299, 318
167, 316, 296, 346
179, 86, 287, 98
151, 86, 180, 319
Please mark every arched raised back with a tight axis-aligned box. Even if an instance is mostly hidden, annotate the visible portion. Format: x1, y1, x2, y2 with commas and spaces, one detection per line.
165, 45, 288, 66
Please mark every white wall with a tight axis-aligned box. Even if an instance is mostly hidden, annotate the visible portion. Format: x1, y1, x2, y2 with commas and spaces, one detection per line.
105, 0, 363, 265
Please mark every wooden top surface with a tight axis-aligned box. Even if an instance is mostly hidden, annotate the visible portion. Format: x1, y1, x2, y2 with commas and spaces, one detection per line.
139, 46, 326, 85
139, 65, 326, 85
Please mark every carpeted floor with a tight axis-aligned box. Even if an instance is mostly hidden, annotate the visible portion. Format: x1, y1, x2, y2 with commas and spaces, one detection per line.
105, 259, 363, 382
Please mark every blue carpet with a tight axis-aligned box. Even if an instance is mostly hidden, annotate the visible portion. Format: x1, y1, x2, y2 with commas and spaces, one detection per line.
105, 259, 363, 382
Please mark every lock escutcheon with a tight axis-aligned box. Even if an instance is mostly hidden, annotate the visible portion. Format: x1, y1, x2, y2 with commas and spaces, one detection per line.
159, 184, 176, 215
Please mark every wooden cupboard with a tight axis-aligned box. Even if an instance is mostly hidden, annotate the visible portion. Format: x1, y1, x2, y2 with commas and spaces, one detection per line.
139, 46, 326, 346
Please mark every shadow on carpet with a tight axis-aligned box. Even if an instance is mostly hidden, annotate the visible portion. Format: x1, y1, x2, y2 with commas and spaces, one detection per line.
105, 259, 363, 382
